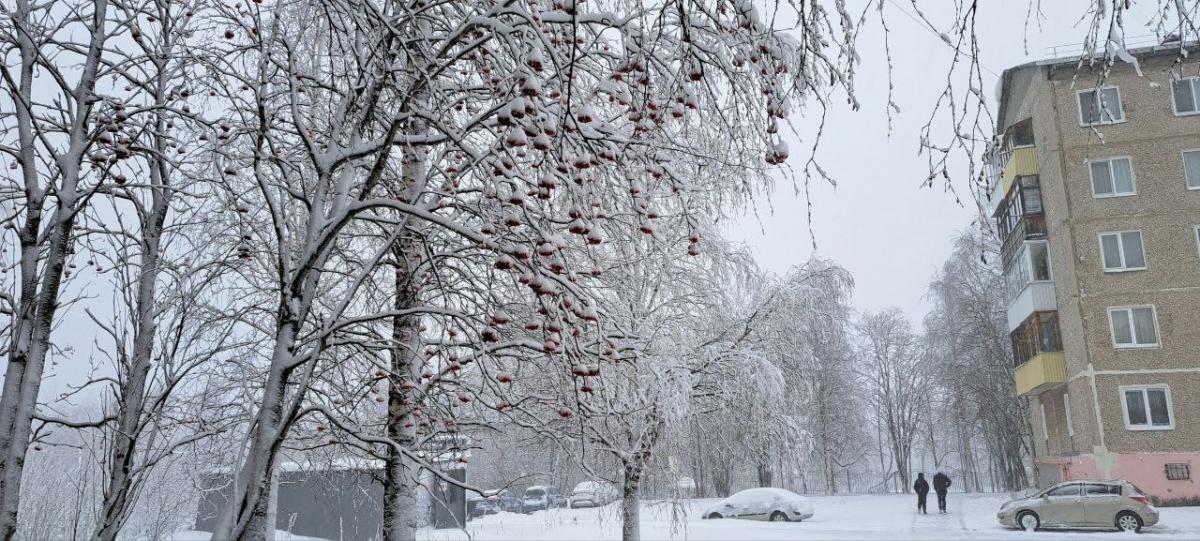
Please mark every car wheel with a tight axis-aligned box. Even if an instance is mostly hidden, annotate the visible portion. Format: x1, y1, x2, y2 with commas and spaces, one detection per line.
769, 511, 789, 522
1017, 511, 1040, 532
1116, 511, 1143, 533
706, 513, 723, 520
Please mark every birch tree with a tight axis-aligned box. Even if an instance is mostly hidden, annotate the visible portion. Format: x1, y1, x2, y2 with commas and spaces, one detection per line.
0, 2, 131, 537
857, 308, 923, 494
924, 229, 1030, 491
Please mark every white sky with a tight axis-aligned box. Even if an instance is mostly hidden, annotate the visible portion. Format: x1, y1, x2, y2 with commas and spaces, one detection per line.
723, 0, 1164, 323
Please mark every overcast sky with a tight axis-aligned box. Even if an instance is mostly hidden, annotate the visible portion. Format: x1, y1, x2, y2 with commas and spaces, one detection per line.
723, 1, 1164, 324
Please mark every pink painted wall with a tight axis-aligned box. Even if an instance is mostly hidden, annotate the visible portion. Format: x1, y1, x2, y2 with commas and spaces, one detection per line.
1059, 452, 1200, 502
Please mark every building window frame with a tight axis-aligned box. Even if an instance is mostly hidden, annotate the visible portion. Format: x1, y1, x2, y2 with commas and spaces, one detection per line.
1171, 77, 1200, 117
1165, 463, 1191, 481
1088, 156, 1137, 198
1107, 305, 1160, 349
1097, 230, 1147, 273
1005, 240, 1053, 301
1195, 225, 1200, 260
1182, 149, 1200, 190
1077, 86, 1126, 126
1119, 384, 1175, 431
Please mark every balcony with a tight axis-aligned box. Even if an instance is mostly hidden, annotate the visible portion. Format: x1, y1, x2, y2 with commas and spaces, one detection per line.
1007, 281, 1057, 331
1001, 147, 1039, 195
996, 174, 1046, 265
986, 118, 1036, 210
1014, 351, 1068, 396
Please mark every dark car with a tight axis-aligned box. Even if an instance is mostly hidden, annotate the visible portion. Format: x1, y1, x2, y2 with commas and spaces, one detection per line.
469, 489, 521, 517
491, 489, 521, 513
522, 485, 565, 513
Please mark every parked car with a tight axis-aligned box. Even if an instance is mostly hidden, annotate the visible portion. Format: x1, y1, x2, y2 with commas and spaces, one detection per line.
996, 480, 1159, 533
701, 488, 814, 522
492, 489, 522, 513
568, 481, 619, 508
522, 485, 565, 513
469, 489, 521, 517
467, 493, 493, 518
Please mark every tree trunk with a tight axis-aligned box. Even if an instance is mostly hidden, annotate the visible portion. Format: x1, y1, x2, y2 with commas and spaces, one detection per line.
756, 461, 773, 487
620, 467, 642, 541
214, 325, 300, 541
382, 231, 422, 541
92, 224, 165, 541
0, 3, 108, 538
93, 90, 173, 536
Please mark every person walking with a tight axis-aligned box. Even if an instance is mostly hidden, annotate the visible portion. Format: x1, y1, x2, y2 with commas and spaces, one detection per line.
913, 472, 929, 514
933, 471, 952, 514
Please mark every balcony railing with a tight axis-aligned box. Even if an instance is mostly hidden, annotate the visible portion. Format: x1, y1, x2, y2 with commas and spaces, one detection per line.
1000, 212, 1047, 267
1011, 311, 1062, 367
1014, 351, 1067, 396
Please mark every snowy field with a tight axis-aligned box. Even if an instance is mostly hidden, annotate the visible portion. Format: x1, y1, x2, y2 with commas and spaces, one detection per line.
414, 493, 1200, 541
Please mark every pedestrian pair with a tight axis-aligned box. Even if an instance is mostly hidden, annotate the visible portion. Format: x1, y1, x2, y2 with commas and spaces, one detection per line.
913, 472, 951, 514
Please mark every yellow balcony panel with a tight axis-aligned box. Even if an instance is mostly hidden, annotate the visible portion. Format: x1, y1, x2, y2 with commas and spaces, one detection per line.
1001, 147, 1039, 195
1014, 351, 1066, 396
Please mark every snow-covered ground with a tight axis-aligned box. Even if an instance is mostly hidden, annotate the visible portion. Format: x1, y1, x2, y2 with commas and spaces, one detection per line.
416, 493, 1200, 541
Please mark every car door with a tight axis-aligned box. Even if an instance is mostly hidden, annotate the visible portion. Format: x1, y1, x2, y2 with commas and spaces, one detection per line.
744, 491, 771, 520
1083, 483, 1121, 527
1040, 483, 1085, 527
725, 491, 763, 519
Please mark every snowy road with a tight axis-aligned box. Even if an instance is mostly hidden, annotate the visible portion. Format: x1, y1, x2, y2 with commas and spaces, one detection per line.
417, 493, 1200, 541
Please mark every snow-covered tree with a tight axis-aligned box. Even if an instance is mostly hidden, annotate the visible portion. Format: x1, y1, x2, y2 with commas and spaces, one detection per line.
187, 0, 849, 537
0, 2, 140, 537
923, 229, 1030, 491
857, 308, 924, 494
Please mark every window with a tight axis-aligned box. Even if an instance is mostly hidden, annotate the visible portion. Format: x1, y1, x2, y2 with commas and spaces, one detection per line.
1166, 463, 1191, 481
1045, 484, 1080, 498
1172, 78, 1200, 115
1090, 157, 1136, 197
1184, 150, 1200, 190
1084, 484, 1120, 496
1108, 306, 1159, 348
1099, 231, 1146, 272
1008, 119, 1035, 147
1028, 241, 1052, 280
1078, 87, 1124, 125
1004, 250, 1030, 300
1010, 311, 1062, 366
1022, 176, 1044, 213
1004, 241, 1052, 300
1064, 394, 1074, 437
1121, 385, 1174, 430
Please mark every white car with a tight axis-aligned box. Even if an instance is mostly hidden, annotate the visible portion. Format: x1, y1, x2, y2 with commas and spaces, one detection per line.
568, 481, 619, 508
702, 488, 814, 522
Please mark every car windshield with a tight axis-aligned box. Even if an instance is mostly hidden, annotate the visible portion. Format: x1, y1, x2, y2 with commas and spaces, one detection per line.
525, 489, 545, 497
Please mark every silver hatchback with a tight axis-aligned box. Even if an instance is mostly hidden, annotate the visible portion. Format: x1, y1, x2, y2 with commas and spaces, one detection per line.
997, 480, 1159, 533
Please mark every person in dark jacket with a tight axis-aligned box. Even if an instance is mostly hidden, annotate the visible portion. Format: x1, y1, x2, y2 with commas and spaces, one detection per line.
933, 472, 952, 513
913, 473, 929, 514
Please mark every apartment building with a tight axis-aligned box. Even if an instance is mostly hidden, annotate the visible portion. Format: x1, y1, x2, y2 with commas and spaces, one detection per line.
990, 44, 1200, 503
